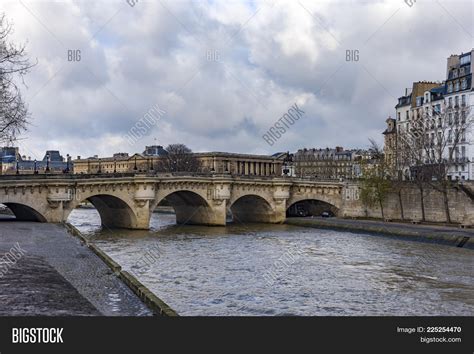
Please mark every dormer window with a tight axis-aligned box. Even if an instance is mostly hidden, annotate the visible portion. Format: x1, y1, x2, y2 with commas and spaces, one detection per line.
447, 82, 453, 93
460, 54, 471, 66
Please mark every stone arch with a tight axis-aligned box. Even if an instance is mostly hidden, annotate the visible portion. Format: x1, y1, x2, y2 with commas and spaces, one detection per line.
68, 194, 139, 229
154, 190, 216, 225
1, 202, 47, 222
229, 194, 276, 223
286, 198, 339, 217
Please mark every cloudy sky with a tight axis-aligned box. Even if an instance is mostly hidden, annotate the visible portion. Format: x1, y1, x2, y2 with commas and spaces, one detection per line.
3, 0, 472, 159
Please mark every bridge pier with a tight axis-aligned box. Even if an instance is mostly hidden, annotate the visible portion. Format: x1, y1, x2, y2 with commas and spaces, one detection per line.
175, 201, 227, 226
0, 175, 347, 230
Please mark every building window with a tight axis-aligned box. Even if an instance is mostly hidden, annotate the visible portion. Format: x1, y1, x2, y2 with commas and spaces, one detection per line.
455, 96, 459, 107
397, 112, 400, 121
461, 78, 467, 90
455, 81, 460, 91
448, 97, 452, 107
460, 54, 471, 66
447, 83, 453, 93
461, 95, 466, 106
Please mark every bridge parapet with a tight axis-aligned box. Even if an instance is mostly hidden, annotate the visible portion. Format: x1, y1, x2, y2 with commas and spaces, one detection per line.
0, 175, 346, 229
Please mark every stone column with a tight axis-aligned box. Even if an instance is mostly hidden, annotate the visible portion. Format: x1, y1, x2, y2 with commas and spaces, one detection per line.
133, 184, 156, 229
272, 185, 291, 223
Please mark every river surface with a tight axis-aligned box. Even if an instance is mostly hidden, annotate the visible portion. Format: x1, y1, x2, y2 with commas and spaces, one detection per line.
68, 208, 474, 316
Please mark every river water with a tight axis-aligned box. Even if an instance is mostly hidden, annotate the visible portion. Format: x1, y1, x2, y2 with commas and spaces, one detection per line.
68, 208, 474, 316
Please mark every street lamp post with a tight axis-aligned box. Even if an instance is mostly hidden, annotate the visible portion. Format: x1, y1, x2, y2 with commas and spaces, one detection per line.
98, 159, 102, 174
134, 157, 138, 171
282, 152, 292, 176
65, 154, 70, 173
34, 159, 38, 174
15, 158, 19, 175
45, 154, 50, 173
114, 158, 117, 174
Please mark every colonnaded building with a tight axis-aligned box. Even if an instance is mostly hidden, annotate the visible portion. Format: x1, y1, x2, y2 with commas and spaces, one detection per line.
72, 145, 286, 177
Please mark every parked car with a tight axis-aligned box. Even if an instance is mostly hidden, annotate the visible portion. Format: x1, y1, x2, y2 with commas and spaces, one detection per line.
296, 206, 309, 217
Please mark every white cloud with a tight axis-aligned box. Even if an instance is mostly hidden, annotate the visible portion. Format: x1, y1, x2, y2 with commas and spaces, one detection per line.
2, 0, 472, 158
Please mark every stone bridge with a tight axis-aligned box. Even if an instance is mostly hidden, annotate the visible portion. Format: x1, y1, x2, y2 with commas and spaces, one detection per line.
0, 174, 348, 229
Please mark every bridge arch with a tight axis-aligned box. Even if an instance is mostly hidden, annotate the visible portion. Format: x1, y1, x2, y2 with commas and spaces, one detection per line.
0, 202, 47, 222
229, 194, 275, 223
286, 198, 339, 217
67, 194, 139, 229
154, 190, 216, 225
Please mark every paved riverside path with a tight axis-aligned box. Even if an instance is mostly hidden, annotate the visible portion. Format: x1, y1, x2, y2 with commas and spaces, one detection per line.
0, 220, 151, 316
286, 217, 474, 248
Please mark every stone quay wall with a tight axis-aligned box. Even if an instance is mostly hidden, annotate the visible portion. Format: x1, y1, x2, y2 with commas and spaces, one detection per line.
341, 181, 474, 225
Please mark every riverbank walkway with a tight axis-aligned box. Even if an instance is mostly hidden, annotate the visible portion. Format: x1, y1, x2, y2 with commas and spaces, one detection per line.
286, 217, 474, 249
0, 220, 151, 316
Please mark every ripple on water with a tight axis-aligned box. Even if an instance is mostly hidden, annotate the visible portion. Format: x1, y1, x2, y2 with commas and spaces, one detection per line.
68, 209, 474, 316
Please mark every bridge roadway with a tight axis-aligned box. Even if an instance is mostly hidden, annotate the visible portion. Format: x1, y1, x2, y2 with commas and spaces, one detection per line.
0, 173, 347, 229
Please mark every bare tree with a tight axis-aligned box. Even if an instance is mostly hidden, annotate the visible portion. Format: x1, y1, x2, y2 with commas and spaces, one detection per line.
399, 103, 472, 223
359, 139, 392, 219
156, 144, 201, 173
0, 14, 35, 143
397, 122, 428, 221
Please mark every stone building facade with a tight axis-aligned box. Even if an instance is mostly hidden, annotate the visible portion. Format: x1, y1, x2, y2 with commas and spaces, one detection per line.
383, 117, 397, 174
195, 152, 283, 176
391, 49, 473, 180
0, 147, 70, 175
73, 147, 284, 177
293, 147, 355, 179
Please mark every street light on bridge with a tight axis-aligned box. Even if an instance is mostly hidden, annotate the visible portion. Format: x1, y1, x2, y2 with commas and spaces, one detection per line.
65, 154, 70, 173
45, 154, 50, 173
